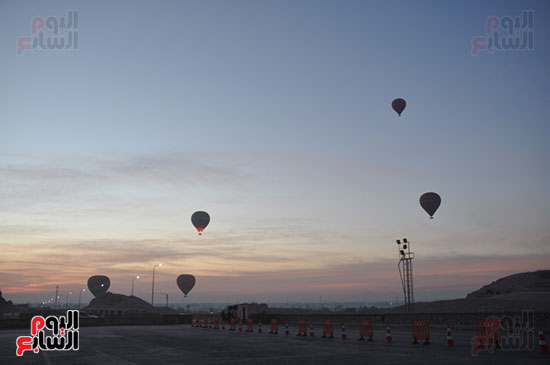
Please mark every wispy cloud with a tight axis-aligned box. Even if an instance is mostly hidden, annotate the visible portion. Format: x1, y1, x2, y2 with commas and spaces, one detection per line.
2, 231, 548, 303
1, 152, 549, 304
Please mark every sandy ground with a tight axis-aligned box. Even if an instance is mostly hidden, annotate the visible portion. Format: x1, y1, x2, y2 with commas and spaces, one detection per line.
1, 324, 548, 364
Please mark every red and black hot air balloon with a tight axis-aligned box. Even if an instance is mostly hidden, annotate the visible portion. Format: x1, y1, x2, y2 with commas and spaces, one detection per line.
191, 211, 210, 235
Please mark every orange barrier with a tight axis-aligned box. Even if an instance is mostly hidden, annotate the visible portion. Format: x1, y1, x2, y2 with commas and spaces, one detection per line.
359, 320, 373, 341
230, 319, 236, 331
297, 320, 307, 336
412, 320, 430, 345
203, 318, 208, 328
258, 321, 262, 333
285, 323, 290, 336
247, 318, 254, 332
270, 319, 278, 334
214, 319, 220, 329
309, 324, 315, 337
475, 317, 501, 351
322, 320, 334, 339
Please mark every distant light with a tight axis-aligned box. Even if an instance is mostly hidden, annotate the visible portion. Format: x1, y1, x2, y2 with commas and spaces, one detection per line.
159, 263, 162, 267
137, 276, 140, 279
396, 240, 401, 244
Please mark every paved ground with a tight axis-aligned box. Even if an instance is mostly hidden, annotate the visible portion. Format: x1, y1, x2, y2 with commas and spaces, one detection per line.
1, 324, 547, 364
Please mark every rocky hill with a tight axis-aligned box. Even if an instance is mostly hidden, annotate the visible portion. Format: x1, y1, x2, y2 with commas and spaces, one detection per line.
387, 270, 550, 313
466, 270, 550, 299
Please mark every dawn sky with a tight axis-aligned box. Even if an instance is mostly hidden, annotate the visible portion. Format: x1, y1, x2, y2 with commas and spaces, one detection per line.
1, 0, 549, 306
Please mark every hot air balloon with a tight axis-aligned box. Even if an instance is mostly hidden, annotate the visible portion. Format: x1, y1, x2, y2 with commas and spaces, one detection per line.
191, 211, 210, 235
392, 98, 406, 116
419, 192, 441, 219
177, 274, 196, 297
87, 275, 110, 297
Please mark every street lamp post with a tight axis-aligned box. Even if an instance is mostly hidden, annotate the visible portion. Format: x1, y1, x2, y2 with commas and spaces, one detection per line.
55, 286, 59, 309
160, 292, 169, 307
65, 291, 72, 308
78, 289, 86, 309
151, 264, 162, 305
131, 276, 140, 296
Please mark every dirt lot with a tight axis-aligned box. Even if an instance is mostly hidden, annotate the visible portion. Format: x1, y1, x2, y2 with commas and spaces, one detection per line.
1, 324, 548, 364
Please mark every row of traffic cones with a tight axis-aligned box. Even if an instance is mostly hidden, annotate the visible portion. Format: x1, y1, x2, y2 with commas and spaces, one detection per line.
194, 320, 424, 344
193, 320, 445, 346
192, 318, 549, 353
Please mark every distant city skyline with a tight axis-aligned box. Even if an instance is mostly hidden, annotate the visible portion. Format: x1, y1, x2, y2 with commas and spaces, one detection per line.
1, 0, 549, 305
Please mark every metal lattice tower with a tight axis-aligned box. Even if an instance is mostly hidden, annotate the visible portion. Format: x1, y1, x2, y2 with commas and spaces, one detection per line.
396, 239, 415, 314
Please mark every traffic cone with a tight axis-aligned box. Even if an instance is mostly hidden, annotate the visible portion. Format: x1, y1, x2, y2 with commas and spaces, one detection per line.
447, 324, 454, 347
341, 323, 347, 340
539, 326, 549, 353
258, 321, 262, 333
285, 323, 290, 336
386, 324, 392, 343
310, 324, 315, 337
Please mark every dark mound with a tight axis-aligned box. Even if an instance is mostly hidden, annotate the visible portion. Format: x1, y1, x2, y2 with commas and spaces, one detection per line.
0, 289, 18, 314
83, 292, 158, 312
364, 270, 550, 314
467, 270, 550, 299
